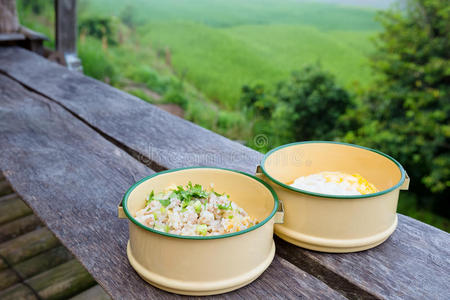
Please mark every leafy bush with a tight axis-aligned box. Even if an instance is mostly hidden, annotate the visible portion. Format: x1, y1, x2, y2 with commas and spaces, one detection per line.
79, 16, 120, 45
240, 83, 278, 118
242, 64, 354, 149
273, 66, 354, 141
344, 0, 449, 216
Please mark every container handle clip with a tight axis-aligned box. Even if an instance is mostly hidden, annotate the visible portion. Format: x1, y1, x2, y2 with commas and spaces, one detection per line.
400, 171, 410, 191
274, 198, 284, 224
118, 202, 127, 219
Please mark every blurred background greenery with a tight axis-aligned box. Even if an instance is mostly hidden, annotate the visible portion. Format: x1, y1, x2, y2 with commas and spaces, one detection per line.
17, 0, 449, 231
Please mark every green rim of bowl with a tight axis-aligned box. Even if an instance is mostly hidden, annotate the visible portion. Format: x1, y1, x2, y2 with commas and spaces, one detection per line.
260, 141, 406, 199
122, 166, 279, 240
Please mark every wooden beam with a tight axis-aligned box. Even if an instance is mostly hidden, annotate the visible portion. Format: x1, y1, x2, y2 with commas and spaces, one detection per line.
55, 0, 82, 71
0, 181, 13, 197
0, 194, 32, 225
26, 260, 96, 299
14, 246, 73, 279
0, 215, 42, 243
0, 283, 37, 300
0, 228, 59, 265
55, 0, 76, 54
69, 285, 111, 300
0, 1, 48, 56
0, 0, 20, 33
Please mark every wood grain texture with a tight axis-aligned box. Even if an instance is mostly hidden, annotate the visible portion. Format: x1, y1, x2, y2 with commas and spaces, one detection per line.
0, 33, 25, 42
69, 285, 112, 300
0, 180, 13, 197
26, 259, 96, 299
0, 72, 343, 299
275, 215, 450, 300
0, 0, 20, 33
0, 47, 261, 173
55, 0, 77, 54
0, 283, 37, 300
0, 268, 19, 290
0, 256, 6, 271
230, 256, 347, 300
0, 194, 32, 224
0, 228, 59, 265
14, 246, 73, 279
0, 213, 42, 243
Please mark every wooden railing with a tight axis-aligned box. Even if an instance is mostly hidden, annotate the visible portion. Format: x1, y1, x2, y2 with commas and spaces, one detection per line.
0, 47, 448, 299
0, 0, 81, 70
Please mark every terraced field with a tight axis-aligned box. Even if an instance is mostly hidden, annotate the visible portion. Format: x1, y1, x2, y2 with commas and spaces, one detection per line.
86, 0, 380, 107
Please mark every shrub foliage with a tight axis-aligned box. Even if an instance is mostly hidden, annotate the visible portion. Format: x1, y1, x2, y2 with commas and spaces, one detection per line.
344, 0, 449, 214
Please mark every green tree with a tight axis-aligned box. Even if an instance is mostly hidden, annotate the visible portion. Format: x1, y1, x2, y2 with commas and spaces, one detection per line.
345, 0, 449, 215
273, 65, 353, 141
242, 64, 354, 150
79, 17, 120, 45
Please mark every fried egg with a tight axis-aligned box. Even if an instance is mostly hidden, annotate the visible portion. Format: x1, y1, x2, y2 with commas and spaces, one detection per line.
290, 171, 378, 196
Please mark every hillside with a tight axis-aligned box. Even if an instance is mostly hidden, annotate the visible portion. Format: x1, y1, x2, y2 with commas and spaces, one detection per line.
83, 0, 380, 107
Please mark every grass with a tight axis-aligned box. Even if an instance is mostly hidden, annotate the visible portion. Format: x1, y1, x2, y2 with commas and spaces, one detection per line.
86, 0, 381, 31
83, 0, 379, 108
140, 22, 375, 108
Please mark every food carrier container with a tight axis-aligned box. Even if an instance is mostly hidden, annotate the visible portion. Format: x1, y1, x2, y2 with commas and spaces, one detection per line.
118, 167, 283, 295
257, 141, 409, 253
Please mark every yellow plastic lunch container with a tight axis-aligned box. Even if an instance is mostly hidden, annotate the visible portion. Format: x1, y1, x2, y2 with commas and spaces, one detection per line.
118, 167, 283, 296
257, 141, 409, 253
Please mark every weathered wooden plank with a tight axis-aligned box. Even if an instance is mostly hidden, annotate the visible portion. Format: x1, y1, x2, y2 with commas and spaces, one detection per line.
0, 256, 7, 271
0, 33, 25, 42
336, 216, 449, 299
0, 228, 59, 265
19, 26, 49, 42
1, 47, 448, 299
0, 268, 19, 290
0, 0, 20, 33
275, 215, 450, 300
69, 285, 111, 300
55, 0, 77, 54
0, 214, 42, 243
55, 0, 81, 70
14, 246, 73, 279
0, 246, 75, 291
232, 256, 347, 300
0, 47, 261, 173
0, 283, 37, 300
0, 194, 31, 224
0, 73, 157, 299
0, 69, 342, 299
0, 194, 30, 221
25, 259, 96, 299
0, 180, 13, 197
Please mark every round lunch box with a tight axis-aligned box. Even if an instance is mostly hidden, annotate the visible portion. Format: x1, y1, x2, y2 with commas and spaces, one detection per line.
257, 141, 409, 253
118, 167, 283, 296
